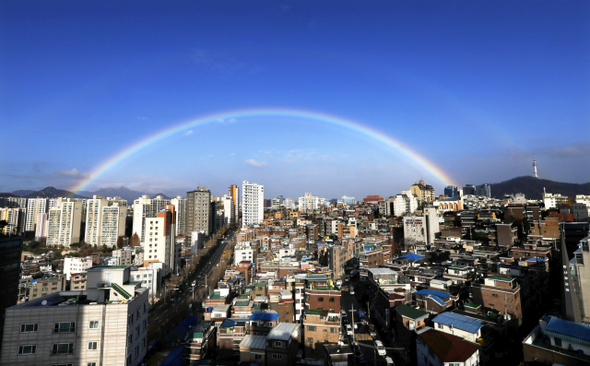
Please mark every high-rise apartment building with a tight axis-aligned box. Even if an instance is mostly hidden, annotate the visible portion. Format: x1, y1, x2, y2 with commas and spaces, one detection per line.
46, 198, 83, 247
298, 193, 319, 212
170, 196, 186, 236
241, 181, 264, 228
85, 196, 127, 247
228, 184, 239, 224
410, 180, 435, 204
144, 205, 176, 276
25, 198, 48, 232
222, 195, 234, 226
0, 266, 149, 366
393, 190, 418, 217
132, 195, 171, 242
0, 207, 25, 235
186, 187, 212, 237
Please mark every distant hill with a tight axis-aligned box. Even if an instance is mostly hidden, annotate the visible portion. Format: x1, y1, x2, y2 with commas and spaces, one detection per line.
490, 176, 590, 200
9, 186, 174, 203
11, 189, 35, 196
83, 186, 152, 203
24, 186, 87, 199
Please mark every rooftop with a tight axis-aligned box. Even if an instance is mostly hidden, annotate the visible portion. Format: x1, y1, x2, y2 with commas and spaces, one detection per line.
419, 328, 480, 362
433, 312, 483, 334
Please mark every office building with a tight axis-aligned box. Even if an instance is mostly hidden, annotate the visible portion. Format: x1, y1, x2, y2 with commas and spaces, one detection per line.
444, 185, 458, 198
242, 181, 264, 228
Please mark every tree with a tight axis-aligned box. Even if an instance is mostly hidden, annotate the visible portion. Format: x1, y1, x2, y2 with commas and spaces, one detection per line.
117, 236, 125, 249
129, 233, 140, 247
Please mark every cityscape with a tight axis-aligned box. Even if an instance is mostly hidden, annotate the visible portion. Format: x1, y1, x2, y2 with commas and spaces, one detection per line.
1, 175, 590, 365
1, 1, 589, 366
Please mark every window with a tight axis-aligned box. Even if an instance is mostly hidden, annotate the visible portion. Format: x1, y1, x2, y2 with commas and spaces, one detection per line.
20, 324, 38, 332
273, 341, 282, 347
88, 341, 98, 350
329, 297, 335, 302
18, 345, 36, 355
318, 297, 324, 302
272, 353, 283, 360
89, 321, 99, 329
255, 354, 262, 360
554, 337, 562, 347
52, 343, 74, 354
492, 293, 499, 297
307, 337, 314, 343
87, 363, 97, 366
331, 327, 338, 333
307, 325, 316, 332
54, 322, 75, 333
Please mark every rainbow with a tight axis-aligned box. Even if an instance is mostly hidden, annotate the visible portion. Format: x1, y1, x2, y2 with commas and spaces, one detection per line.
70, 108, 457, 194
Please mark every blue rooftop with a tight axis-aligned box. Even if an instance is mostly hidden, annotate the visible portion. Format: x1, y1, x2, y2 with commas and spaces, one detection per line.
433, 312, 483, 334
428, 295, 446, 306
401, 253, 424, 261
250, 312, 279, 321
415, 289, 451, 299
545, 316, 590, 346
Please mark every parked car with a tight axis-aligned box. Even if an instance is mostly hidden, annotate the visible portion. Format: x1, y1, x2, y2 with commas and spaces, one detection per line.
375, 340, 386, 356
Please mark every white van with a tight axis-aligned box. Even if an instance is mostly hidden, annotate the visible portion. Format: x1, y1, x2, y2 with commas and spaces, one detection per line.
385, 356, 395, 365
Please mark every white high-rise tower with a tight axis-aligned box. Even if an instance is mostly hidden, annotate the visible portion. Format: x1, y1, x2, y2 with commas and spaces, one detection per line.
242, 181, 264, 228
533, 154, 539, 178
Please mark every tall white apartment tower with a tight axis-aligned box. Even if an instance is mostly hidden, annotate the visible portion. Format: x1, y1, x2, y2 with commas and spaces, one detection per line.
46, 198, 83, 247
170, 196, 186, 237
132, 195, 171, 242
25, 198, 48, 232
85, 196, 108, 246
85, 196, 128, 247
242, 181, 264, 228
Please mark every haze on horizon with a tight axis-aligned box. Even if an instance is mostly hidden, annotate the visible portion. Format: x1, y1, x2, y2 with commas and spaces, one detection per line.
1, 1, 589, 199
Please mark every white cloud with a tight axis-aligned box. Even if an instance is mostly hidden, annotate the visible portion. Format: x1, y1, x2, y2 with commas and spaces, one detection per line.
184, 130, 194, 136
245, 159, 268, 168
55, 168, 89, 179
216, 118, 237, 125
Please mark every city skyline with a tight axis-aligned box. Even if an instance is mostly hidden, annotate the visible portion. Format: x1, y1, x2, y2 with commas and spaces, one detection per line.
1, 1, 589, 199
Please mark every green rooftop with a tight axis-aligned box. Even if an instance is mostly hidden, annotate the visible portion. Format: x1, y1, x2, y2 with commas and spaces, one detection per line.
395, 304, 429, 320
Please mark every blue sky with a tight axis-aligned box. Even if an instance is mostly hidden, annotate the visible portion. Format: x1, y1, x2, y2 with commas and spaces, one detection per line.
1, 0, 589, 199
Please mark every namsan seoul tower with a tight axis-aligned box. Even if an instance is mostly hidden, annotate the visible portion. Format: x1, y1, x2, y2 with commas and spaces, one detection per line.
533, 154, 539, 178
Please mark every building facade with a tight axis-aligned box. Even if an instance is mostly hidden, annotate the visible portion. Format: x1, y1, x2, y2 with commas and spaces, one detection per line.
242, 181, 264, 228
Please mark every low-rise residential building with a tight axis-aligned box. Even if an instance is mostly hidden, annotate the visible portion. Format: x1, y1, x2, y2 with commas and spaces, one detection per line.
523, 315, 590, 366
416, 327, 480, 366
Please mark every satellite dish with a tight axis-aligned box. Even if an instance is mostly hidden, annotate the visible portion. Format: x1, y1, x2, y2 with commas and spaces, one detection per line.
41, 300, 47, 306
